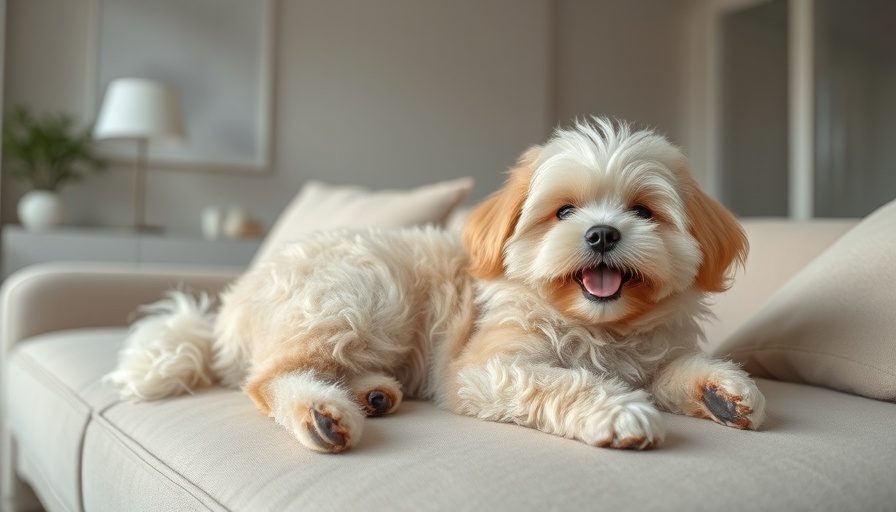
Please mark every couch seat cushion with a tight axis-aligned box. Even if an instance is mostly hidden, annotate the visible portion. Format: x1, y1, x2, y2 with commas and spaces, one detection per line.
5, 328, 130, 512
90, 379, 896, 512
9, 327, 896, 511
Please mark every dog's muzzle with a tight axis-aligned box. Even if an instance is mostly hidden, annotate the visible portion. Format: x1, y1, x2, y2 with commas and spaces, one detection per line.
576, 225, 627, 301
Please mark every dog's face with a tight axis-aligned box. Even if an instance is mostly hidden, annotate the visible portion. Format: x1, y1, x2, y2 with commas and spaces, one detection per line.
463, 118, 747, 327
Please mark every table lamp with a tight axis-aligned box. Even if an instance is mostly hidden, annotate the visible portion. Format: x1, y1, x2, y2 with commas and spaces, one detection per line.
93, 78, 186, 230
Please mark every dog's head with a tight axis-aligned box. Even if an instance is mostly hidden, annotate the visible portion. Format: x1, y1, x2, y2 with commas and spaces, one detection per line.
463, 118, 747, 327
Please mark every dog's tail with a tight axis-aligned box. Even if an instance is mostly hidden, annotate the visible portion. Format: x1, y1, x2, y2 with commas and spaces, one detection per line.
105, 290, 218, 401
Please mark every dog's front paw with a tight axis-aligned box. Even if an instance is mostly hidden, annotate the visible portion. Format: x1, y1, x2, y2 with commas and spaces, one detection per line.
700, 372, 766, 430
584, 397, 665, 450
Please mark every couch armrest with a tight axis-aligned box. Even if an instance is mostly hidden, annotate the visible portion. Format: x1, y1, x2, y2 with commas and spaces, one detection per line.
0, 262, 237, 512
0, 262, 238, 352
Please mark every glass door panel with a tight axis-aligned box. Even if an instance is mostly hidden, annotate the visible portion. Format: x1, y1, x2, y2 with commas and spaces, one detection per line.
814, 0, 896, 217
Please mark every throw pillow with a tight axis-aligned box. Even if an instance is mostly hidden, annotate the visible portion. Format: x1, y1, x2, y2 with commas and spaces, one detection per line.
251, 177, 474, 266
713, 197, 896, 401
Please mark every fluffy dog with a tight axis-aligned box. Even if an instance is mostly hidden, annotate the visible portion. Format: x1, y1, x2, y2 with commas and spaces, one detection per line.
107, 117, 765, 452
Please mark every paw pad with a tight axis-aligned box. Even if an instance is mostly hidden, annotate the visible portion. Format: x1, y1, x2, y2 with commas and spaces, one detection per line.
306, 407, 351, 452
359, 388, 400, 417
365, 390, 393, 416
701, 385, 753, 429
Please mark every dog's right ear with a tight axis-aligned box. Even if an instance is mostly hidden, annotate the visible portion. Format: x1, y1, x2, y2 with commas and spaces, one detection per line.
462, 147, 538, 280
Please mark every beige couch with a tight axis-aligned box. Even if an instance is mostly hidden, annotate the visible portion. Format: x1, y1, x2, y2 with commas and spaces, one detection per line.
2, 181, 896, 511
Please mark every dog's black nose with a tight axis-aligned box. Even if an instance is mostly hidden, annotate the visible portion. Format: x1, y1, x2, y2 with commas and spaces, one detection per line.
585, 225, 621, 253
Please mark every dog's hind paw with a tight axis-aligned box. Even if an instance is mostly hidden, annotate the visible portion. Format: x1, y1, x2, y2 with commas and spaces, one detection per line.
351, 373, 403, 417
258, 371, 365, 453
363, 390, 395, 416
292, 400, 365, 453
305, 406, 351, 451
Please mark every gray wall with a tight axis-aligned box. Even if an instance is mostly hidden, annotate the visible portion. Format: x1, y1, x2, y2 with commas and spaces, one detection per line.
553, 0, 689, 144
3, 0, 694, 235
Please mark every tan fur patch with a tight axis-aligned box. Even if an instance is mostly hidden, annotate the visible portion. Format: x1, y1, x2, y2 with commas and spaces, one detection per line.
244, 355, 350, 414
678, 167, 748, 293
463, 149, 538, 280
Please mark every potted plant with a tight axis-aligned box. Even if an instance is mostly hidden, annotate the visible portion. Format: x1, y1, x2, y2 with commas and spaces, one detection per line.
2, 105, 106, 230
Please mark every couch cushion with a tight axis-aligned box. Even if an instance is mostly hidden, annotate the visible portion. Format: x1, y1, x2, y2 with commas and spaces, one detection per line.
4, 328, 128, 512
252, 177, 474, 266
715, 199, 896, 401
11, 327, 896, 511
90, 378, 896, 512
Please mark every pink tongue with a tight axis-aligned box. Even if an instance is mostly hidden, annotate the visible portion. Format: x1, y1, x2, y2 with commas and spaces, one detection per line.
582, 266, 623, 298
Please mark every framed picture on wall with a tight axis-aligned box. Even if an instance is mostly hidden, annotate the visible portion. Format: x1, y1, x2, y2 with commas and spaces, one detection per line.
87, 0, 276, 173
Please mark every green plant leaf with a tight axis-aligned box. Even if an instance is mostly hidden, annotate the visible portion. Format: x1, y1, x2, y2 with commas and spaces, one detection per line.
2, 105, 107, 191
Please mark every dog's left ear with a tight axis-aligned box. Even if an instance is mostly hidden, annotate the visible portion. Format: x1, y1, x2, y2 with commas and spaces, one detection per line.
462, 147, 539, 280
682, 172, 748, 293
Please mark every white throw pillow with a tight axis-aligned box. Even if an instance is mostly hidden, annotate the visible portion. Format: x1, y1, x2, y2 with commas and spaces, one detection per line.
714, 197, 896, 401
251, 177, 474, 267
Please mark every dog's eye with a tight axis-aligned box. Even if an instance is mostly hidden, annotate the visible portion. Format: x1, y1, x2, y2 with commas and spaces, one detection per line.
556, 205, 576, 220
631, 205, 653, 219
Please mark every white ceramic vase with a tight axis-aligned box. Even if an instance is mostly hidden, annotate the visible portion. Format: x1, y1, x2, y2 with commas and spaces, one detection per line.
18, 190, 64, 231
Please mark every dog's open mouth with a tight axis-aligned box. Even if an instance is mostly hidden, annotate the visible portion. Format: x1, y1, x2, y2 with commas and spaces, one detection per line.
575, 264, 632, 302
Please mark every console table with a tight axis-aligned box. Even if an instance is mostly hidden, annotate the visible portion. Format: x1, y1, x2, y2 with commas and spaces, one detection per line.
1, 226, 260, 278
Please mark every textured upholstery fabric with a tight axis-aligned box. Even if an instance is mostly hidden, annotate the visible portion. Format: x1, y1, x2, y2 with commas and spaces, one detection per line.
5, 329, 128, 512
252, 178, 474, 266
11, 326, 896, 512
701, 218, 856, 349
716, 200, 896, 401
82, 420, 219, 512
6, 354, 87, 512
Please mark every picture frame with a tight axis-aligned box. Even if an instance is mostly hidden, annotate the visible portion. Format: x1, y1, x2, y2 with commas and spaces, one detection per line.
86, 0, 276, 173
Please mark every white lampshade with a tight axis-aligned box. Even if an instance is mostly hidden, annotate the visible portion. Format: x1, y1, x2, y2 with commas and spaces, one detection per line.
94, 78, 186, 146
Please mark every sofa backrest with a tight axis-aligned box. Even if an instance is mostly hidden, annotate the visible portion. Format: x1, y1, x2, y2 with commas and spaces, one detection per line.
703, 218, 858, 349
